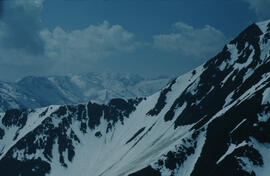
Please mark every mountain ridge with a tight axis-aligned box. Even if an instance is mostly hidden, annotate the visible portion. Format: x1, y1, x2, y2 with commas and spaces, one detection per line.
0, 20, 269, 176
0, 72, 171, 112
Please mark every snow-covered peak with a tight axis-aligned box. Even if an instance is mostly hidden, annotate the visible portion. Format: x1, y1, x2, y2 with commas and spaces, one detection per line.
256, 19, 270, 33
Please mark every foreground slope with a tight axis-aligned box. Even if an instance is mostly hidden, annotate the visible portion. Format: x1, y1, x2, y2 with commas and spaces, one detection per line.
0, 20, 270, 176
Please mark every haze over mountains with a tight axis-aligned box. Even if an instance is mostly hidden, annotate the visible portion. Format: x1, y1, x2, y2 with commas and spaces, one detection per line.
0, 19, 270, 176
0, 73, 171, 112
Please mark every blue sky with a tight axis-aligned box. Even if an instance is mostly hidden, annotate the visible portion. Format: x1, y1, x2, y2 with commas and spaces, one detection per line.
0, 0, 269, 80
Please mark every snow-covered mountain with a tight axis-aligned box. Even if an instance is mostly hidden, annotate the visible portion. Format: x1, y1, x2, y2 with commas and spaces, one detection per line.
0, 73, 171, 112
0, 20, 270, 176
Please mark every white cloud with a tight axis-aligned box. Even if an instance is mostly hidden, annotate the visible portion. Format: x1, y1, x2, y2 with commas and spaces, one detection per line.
40, 21, 137, 62
0, 19, 138, 79
243, 0, 270, 19
153, 22, 227, 58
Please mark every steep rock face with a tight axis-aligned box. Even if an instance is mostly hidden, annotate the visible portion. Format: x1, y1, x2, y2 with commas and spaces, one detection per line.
0, 73, 171, 112
0, 20, 269, 176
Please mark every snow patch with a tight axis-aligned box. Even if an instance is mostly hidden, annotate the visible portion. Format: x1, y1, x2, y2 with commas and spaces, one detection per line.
217, 141, 247, 164
174, 131, 206, 176
262, 87, 270, 105
256, 20, 270, 34
230, 119, 247, 134
251, 138, 270, 176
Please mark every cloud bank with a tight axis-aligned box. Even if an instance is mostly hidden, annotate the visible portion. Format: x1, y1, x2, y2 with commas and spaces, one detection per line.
0, 0, 228, 80
0, 0, 138, 79
41, 21, 136, 62
153, 22, 227, 58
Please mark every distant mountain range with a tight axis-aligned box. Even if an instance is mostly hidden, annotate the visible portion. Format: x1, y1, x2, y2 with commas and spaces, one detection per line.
0, 73, 171, 111
0, 20, 270, 176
